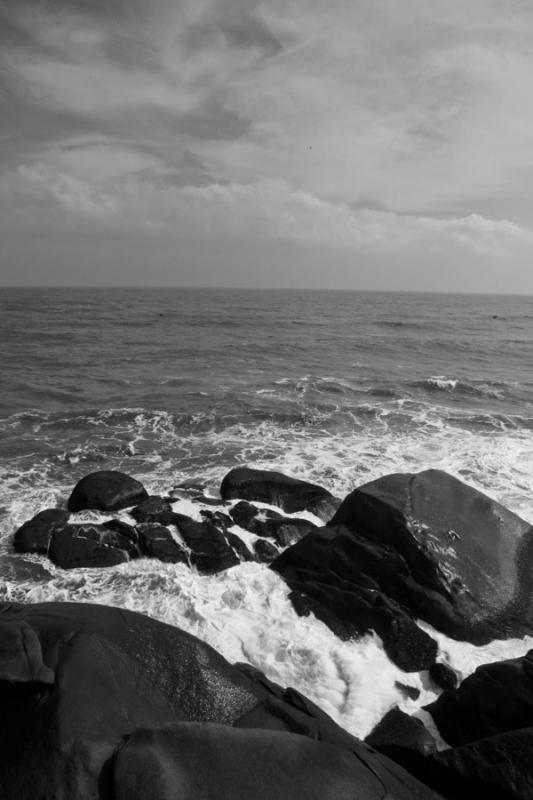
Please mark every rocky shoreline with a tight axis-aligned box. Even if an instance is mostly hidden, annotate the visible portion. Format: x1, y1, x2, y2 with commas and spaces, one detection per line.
5, 465, 533, 798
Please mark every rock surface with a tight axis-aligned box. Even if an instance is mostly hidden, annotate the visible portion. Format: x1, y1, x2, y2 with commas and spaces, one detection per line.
49, 523, 136, 569
221, 466, 339, 521
330, 468, 533, 643
67, 470, 148, 512
13, 508, 69, 554
137, 523, 188, 564
0, 601, 443, 800
272, 524, 438, 671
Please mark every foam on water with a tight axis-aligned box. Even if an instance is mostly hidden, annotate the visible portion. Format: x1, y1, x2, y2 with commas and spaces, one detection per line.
2, 548, 533, 744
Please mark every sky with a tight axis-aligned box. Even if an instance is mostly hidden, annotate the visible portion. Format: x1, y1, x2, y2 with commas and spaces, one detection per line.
1, 0, 533, 291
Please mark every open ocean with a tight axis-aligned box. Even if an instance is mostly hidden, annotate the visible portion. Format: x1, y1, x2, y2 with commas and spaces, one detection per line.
1, 286, 533, 738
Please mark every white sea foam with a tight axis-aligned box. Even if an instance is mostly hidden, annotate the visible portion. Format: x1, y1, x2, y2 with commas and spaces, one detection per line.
2, 554, 532, 743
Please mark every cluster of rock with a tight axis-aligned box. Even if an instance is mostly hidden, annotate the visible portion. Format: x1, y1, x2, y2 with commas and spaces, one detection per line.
9, 463, 533, 798
13, 467, 326, 574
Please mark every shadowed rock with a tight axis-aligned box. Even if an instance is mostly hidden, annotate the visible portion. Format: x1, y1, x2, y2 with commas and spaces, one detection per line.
366, 707, 437, 776
112, 722, 443, 800
130, 496, 172, 523
272, 525, 438, 671
67, 470, 148, 513
0, 602, 266, 800
137, 523, 188, 564
254, 538, 279, 563
221, 467, 339, 521
172, 514, 239, 574
13, 509, 69, 554
49, 523, 136, 569
425, 650, 533, 747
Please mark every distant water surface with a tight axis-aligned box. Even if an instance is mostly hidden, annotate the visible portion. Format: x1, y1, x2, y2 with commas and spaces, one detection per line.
1, 287, 532, 524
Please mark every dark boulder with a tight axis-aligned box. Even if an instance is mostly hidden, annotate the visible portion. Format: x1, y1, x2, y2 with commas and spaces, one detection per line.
0, 602, 265, 800
254, 538, 279, 563
429, 727, 533, 800
272, 525, 438, 671
137, 523, 188, 564
225, 531, 254, 562
13, 508, 69, 554
221, 467, 339, 521
426, 649, 533, 747
49, 523, 136, 569
199, 509, 233, 531
366, 707, 437, 776
429, 662, 459, 692
331, 469, 533, 642
113, 722, 443, 800
229, 500, 261, 530
130, 496, 172, 523
102, 518, 139, 544
257, 516, 317, 546
172, 514, 239, 574
67, 470, 148, 513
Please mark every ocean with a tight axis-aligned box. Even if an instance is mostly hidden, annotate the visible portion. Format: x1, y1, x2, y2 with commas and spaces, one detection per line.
1, 286, 533, 738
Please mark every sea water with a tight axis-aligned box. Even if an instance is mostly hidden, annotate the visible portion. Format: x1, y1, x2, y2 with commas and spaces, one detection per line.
1, 287, 533, 739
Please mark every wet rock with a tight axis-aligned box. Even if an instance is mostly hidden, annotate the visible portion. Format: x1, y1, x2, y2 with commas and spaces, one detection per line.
366, 707, 437, 775
102, 518, 139, 544
199, 509, 233, 531
130, 496, 172, 523
49, 523, 135, 569
221, 467, 339, 521
225, 531, 254, 562
254, 538, 279, 563
68, 470, 148, 513
137, 523, 188, 564
426, 649, 533, 747
395, 682, 421, 701
257, 516, 317, 546
330, 468, 533, 643
229, 500, 260, 530
13, 508, 69, 554
429, 662, 458, 692
272, 525, 438, 671
0, 620, 55, 687
172, 514, 239, 574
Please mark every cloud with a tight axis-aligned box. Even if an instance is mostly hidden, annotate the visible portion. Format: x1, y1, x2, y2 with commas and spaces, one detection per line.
3, 0, 533, 288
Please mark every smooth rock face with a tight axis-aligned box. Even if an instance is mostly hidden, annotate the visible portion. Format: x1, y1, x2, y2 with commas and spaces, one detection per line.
272, 525, 438, 671
67, 470, 148, 512
221, 467, 340, 521
13, 508, 69, 554
330, 468, 533, 642
0, 602, 265, 800
49, 524, 135, 569
113, 723, 442, 800
366, 707, 437, 776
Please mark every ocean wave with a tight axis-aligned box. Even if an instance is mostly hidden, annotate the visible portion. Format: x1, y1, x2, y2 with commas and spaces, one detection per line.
413, 376, 508, 400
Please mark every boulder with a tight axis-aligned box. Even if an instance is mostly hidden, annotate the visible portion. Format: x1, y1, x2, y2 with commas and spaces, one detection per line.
429, 727, 533, 800
172, 514, 239, 574
225, 531, 254, 562
112, 722, 443, 800
67, 470, 148, 513
272, 525, 438, 671
130, 496, 172, 523
366, 707, 437, 775
13, 508, 69, 554
0, 602, 266, 800
137, 523, 188, 564
199, 509, 233, 531
330, 469, 533, 642
221, 467, 339, 521
425, 649, 533, 747
229, 500, 261, 530
254, 538, 279, 563
49, 524, 136, 569
429, 662, 459, 692
257, 516, 317, 546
